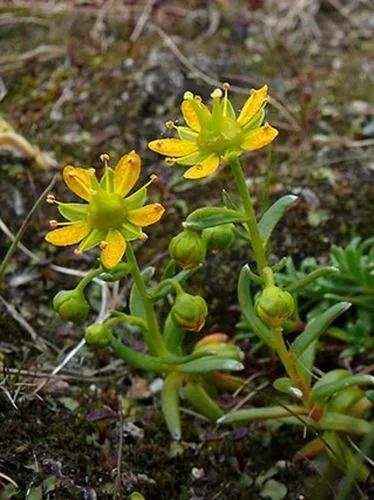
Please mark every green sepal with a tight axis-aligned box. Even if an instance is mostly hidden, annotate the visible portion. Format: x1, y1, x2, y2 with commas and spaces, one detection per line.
242, 108, 265, 134
292, 302, 351, 357
176, 150, 208, 166
129, 266, 155, 319
310, 374, 374, 404
177, 126, 198, 142
79, 228, 106, 251
273, 377, 303, 399
124, 187, 147, 210
184, 207, 246, 231
238, 265, 275, 348
57, 202, 88, 221
161, 372, 183, 440
184, 380, 224, 421
258, 195, 298, 248
121, 222, 141, 241
180, 357, 243, 374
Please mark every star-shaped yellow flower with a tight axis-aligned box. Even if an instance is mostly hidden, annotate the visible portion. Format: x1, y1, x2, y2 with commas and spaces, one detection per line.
45, 152, 165, 268
148, 84, 278, 179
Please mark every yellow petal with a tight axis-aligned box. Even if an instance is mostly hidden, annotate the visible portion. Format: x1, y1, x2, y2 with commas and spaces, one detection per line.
63, 166, 95, 201
127, 203, 165, 227
148, 139, 198, 157
100, 229, 126, 269
181, 99, 200, 131
45, 221, 90, 246
114, 150, 141, 197
237, 85, 268, 127
183, 155, 220, 179
241, 123, 278, 151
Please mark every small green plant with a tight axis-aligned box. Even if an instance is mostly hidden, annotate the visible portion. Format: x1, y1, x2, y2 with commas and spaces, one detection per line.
40, 83, 373, 478
277, 237, 374, 357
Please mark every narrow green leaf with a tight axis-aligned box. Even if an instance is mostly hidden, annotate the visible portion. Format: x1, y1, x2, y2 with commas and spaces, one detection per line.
161, 372, 182, 440
180, 357, 243, 374
318, 413, 373, 435
238, 265, 275, 348
184, 206, 246, 231
221, 189, 239, 210
296, 341, 317, 385
311, 374, 374, 403
273, 377, 303, 399
286, 266, 339, 293
149, 267, 198, 302
258, 195, 298, 247
292, 302, 351, 357
163, 313, 185, 355
218, 405, 307, 424
185, 380, 224, 421
129, 266, 155, 318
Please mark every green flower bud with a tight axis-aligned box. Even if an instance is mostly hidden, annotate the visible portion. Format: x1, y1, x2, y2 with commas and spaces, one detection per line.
171, 292, 208, 332
85, 323, 113, 348
202, 224, 235, 253
168, 230, 206, 269
255, 286, 294, 328
53, 289, 89, 324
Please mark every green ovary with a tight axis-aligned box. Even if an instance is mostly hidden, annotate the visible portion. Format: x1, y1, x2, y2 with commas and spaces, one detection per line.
197, 116, 243, 154
88, 190, 126, 230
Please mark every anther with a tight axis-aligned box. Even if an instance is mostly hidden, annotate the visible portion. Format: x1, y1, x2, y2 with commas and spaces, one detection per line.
183, 91, 193, 100
222, 82, 230, 91
210, 88, 223, 99
165, 158, 176, 165
99, 241, 109, 250
74, 248, 82, 256
46, 194, 56, 204
194, 95, 202, 103
150, 174, 158, 182
48, 220, 58, 229
165, 120, 175, 129
139, 232, 149, 241
100, 153, 110, 166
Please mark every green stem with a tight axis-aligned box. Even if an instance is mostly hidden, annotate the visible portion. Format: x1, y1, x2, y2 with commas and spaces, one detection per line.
111, 337, 167, 372
273, 326, 311, 405
126, 243, 167, 356
76, 268, 103, 292
0, 174, 57, 283
230, 158, 267, 273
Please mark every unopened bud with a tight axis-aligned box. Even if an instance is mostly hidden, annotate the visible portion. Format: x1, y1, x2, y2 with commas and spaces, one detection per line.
171, 292, 208, 332
169, 230, 206, 269
202, 224, 235, 253
85, 323, 113, 349
53, 289, 89, 324
255, 286, 295, 328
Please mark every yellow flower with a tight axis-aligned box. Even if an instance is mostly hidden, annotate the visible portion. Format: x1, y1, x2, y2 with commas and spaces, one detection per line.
45, 152, 165, 269
148, 84, 278, 179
